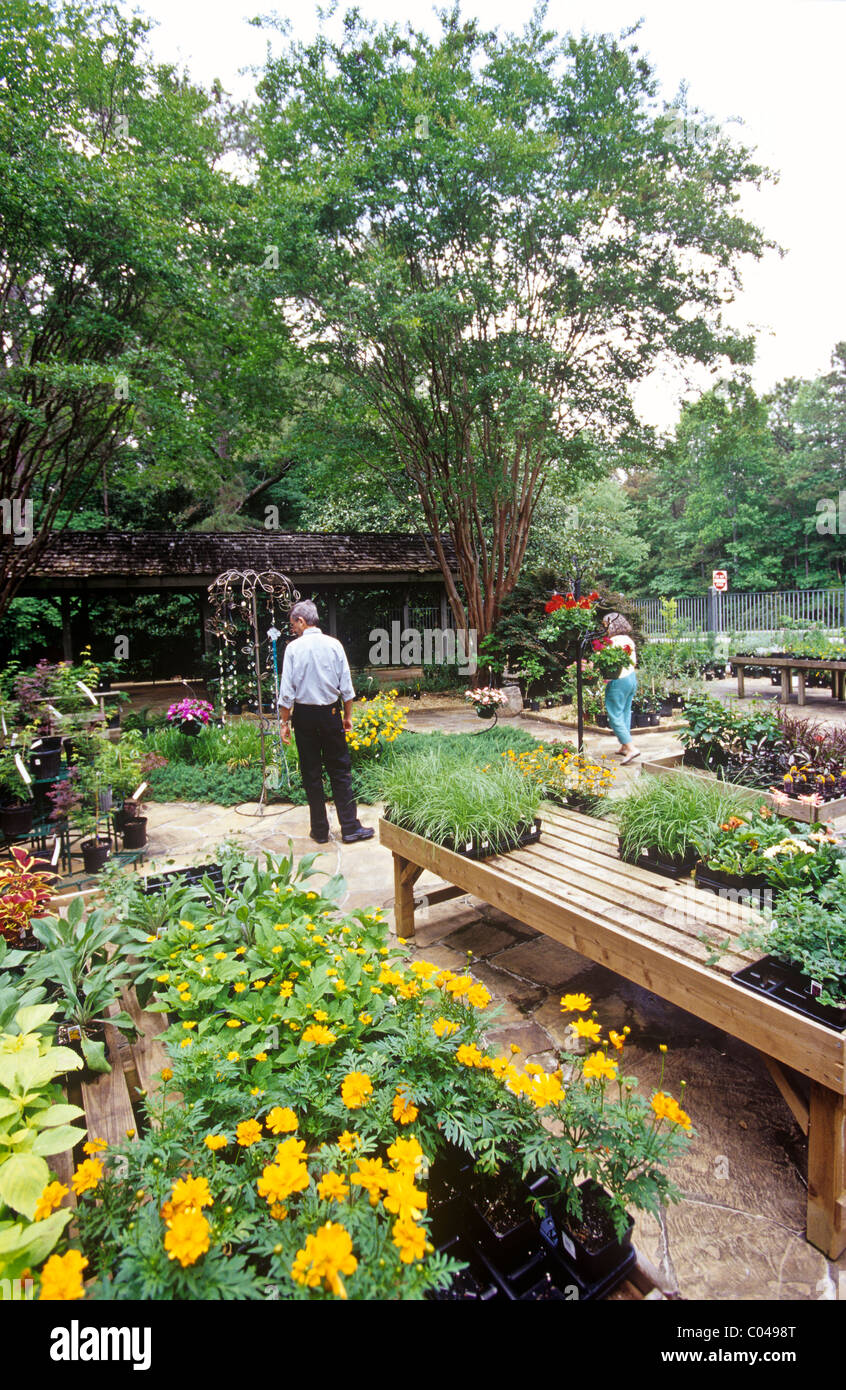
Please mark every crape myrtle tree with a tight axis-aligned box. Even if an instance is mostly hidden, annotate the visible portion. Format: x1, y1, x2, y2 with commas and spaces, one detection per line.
0, 0, 250, 616
254, 6, 773, 638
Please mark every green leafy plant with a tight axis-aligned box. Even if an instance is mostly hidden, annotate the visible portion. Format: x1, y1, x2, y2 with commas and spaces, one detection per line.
0, 1003, 85, 1279
734, 863, 846, 1008
25, 899, 138, 1073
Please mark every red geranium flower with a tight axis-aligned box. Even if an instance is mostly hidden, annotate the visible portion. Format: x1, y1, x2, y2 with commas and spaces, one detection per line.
587, 591, 600, 602
544, 595, 565, 613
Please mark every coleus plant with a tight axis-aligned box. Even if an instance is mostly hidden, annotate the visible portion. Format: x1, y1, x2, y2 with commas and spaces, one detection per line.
0, 848, 57, 946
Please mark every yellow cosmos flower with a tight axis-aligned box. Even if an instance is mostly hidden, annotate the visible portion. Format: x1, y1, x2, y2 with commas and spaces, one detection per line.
161, 1067, 173, 1081
392, 1088, 419, 1125
291, 1222, 357, 1299
265, 1107, 298, 1135
38, 1250, 88, 1300
164, 1209, 211, 1268
227, 1051, 240, 1061
583, 1050, 617, 1083
278, 981, 294, 997
204, 1134, 227, 1151
82, 1137, 107, 1155
71, 1158, 103, 1195
561, 993, 592, 1013
336, 1130, 360, 1154
350, 1157, 388, 1205
608, 1030, 626, 1051
392, 1215, 432, 1264
34, 1180, 69, 1221
651, 1092, 692, 1131
179, 1038, 193, 1048
341, 1071, 373, 1109
387, 1136, 424, 1174
432, 1016, 459, 1039
571, 1017, 601, 1042
466, 983, 491, 1009
171, 1175, 213, 1210
317, 1172, 350, 1202
254, 1051, 268, 1063
358, 1011, 373, 1025
301, 1023, 337, 1045
455, 1043, 484, 1068
236, 1119, 263, 1147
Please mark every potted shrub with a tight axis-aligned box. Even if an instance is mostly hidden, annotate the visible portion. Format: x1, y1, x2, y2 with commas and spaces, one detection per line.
0, 846, 58, 951
0, 742, 37, 836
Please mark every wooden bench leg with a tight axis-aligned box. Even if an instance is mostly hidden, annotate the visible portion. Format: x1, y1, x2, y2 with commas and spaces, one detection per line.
393, 853, 422, 940
806, 1082, 846, 1258
736, 667, 745, 699
797, 670, 806, 707
781, 667, 791, 704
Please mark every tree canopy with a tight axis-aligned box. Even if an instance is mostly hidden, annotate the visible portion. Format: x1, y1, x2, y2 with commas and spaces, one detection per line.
252, 7, 772, 635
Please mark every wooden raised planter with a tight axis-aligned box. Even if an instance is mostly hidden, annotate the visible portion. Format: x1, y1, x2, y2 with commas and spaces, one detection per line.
639, 751, 846, 824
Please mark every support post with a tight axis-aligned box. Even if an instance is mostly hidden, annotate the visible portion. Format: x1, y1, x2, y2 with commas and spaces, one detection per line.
806, 1082, 846, 1258
60, 592, 73, 661
392, 853, 422, 939
326, 595, 337, 638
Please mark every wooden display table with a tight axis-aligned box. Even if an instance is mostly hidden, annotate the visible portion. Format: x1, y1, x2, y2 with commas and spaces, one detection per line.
381, 806, 846, 1258
730, 654, 846, 705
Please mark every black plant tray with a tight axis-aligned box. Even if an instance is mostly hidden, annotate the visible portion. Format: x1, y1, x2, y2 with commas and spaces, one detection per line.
731, 955, 846, 1032
450, 817, 542, 861
619, 838, 697, 881
142, 862, 245, 898
694, 864, 774, 910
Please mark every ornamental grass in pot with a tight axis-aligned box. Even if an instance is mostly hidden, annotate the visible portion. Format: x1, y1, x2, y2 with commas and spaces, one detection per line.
376, 744, 540, 857
613, 772, 753, 879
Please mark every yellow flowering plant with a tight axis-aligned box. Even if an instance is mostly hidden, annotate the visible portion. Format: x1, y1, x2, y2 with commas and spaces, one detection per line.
345, 689, 408, 762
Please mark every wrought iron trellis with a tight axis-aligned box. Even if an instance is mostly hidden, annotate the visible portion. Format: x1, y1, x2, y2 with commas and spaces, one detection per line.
206, 569, 301, 813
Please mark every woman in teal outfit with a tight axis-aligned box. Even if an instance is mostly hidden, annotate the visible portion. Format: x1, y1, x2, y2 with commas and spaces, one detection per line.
601, 612, 639, 765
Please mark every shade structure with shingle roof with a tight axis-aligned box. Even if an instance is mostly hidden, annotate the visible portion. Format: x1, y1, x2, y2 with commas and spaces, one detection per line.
19, 530, 455, 590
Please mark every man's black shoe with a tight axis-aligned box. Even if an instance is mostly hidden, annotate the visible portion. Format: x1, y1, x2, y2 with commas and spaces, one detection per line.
310, 832, 330, 844
341, 827, 375, 844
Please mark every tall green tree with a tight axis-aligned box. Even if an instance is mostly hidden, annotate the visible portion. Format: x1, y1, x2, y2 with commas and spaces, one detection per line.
0, 0, 242, 613
254, 7, 772, 636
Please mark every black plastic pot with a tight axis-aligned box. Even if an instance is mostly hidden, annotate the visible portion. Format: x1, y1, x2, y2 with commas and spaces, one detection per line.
180, 719, 201, 736
107, 710, 121, 729
545, 1180, 635, 1284
0, 802, 35, 837
225, 700, 244, 715
527, 699, 540, 712
122, 817, 147, 849
81, 838, 111, 874
34, 735, 62, 752
29, 747, 62, 779
476, 706, 496, 719
595, 712, 609, 727
731, 955, 846, 1031
55, 1020, 109, 1080
437, 817, 542, 861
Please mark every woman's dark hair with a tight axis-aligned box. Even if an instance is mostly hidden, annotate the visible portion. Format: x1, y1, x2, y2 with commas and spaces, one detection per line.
603, 611, 634, 637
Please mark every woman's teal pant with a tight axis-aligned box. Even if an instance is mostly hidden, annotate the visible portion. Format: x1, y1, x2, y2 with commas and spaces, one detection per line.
604, 670, 638, 743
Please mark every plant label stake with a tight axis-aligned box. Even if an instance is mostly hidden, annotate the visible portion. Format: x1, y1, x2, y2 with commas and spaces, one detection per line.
51, 837, 61, 867
131, 781, 148, 802
76, 681, 98, 706
13, 753, 31, 787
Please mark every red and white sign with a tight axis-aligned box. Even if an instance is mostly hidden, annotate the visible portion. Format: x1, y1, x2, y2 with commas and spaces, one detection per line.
712, 570, 728, 592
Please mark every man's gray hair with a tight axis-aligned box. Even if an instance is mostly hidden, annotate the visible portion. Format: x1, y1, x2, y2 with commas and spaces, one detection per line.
290, 599, 319, 625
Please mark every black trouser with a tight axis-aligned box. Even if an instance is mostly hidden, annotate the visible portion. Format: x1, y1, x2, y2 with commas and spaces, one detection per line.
291, 702, 361, 837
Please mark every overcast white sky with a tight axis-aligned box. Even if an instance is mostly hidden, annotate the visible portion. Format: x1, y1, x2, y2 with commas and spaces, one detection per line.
122, 0, 846, 431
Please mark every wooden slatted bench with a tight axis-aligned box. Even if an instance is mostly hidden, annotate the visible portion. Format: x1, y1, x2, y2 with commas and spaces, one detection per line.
381, 805, 846, 1259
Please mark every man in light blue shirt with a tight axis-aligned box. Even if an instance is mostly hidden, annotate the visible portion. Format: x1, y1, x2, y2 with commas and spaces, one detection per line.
278, 599, 374, 845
